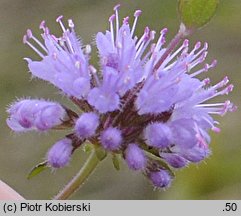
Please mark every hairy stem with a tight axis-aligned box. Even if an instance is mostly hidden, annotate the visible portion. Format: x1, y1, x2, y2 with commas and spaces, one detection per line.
54, 150, 99, 200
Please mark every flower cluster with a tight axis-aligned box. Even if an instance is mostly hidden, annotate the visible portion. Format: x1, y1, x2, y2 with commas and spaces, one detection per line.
7, 5, 236, 189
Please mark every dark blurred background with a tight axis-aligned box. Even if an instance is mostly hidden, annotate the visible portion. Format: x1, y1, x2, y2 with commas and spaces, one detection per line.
0, 0, 240, 199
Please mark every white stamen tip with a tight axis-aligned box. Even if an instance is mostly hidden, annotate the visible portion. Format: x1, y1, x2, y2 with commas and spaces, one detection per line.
85, 44, 91, 54
39, 20, 46, 30
56, 15, 63, 23
23, 35, 27, 44
109, 14, 116, 22
183, 39, 189, 47
211, 59, 217, 67
204, 64, 209, 71
134, 10, 142, 17
75, 61, 81, 69
113, 4, 121, 11
161, 28, 168, 35
195, 41, 201, 49
150, 31, 156, 40
89, 65, 97, 74
212, 127, 221, 133
26, 29, 32, 38
204, 78, 211, 85
204, 42, 208, 49
223, 76, 229, 84
227, 84, 234, 93
68, 19, 74, 28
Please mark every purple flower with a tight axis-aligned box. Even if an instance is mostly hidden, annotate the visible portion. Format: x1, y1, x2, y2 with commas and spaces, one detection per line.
149, 169, 172, 188
125, 143, 146, 170
144, 123, 172, 148
7, 5, 236, 189
160, 153, 189, 168
100, 127, 122, 151
88, 6, 155, 113
74, 112, 99, 139
23, 18, 90, 99
47, 138, 73, 168
7, 99, 66, 132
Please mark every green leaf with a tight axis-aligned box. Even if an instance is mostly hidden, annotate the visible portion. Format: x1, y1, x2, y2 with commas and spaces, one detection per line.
112, 154, 121, 171
27, 161, 48, 179
95, 146, 107, 161
178, 0, 219, 29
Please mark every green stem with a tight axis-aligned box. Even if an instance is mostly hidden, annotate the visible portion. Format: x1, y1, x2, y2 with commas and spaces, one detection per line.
54, 151, 100, 200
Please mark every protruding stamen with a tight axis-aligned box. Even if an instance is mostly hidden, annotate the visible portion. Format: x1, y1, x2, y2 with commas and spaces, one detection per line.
203, 78, 211, 85
114, 4, 120, 42
26, 29, 33, 38
68, 19, 74, 28
131, 9, 142, 37
75, 61, 81, 69
24, 39, 45, 58
213, 76, 229, 89
109, 14, 116, 22
109, 14, 116, 49
113, 4, 121, 11
136, 30, 155, 59
39, 20, 46, 30
190, 60, 216, 78
56, 15, 66, 32
89, 65, 100, 86
134, 9, 142, 17
183, 39, 189, 47
26, 29, 48, 53
154, 28, 168, 52
136, 27, 149, 50
56, 15, 64, 23
23, 35, 27, 44
85, 44, 91, 55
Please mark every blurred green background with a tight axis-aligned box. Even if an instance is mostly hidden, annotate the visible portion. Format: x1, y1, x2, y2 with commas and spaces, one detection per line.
0, 0, 240, 199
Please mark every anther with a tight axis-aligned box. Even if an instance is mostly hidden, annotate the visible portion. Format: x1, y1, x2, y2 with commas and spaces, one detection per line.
109, 14, 116, 22
56, 15, 64, 23
113, 4, 121, 11
39, 20, 46, 30
26, 29, 33, 38
134, 10, 142, 17
68, 19, 74, 28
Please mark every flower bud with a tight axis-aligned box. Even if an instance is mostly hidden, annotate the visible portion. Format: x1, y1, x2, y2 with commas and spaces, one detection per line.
7, 99, 66, 132
47, 138, 73, 168
149, 169, 172, 188
74, 112, 99, 139
125, 144, 146, 170
181, 144, 211, 163
144, 123, 172, 148
160, 153, 188, 168
100, 127, 122, 151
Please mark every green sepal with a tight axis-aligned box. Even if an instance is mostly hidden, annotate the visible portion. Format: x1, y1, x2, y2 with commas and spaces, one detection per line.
27, 161, 48, 179
112, 154, 121, 171
95, 146, 107, 161
83, 142, 93, 153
